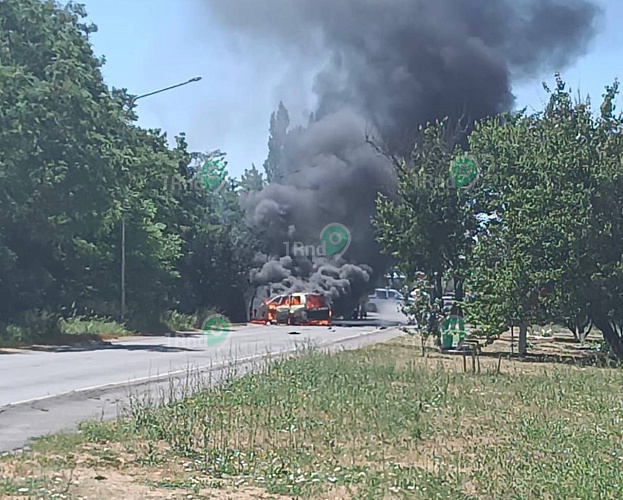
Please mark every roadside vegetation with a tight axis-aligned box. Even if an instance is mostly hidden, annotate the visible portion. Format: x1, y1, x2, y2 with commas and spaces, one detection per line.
4, 0, 623, 363
0, 308, 230, 348
375, 76, 623, 360
0, 0, 259, 346
0, 312, 131, 348
2, 334, 622, 499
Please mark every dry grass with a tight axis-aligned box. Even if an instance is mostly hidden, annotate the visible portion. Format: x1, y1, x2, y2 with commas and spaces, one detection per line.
1, 329, 622, 499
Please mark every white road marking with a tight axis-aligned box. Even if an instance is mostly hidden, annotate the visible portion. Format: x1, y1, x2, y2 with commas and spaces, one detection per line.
2, 327, 390, 409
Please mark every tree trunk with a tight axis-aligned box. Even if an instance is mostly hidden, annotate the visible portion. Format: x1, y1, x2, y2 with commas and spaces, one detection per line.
434, 272, 443, 302
569, 324, 580, 343
455, 278, 464, 302
591, 315, 623, 360
518, 322, 528, 357
510, 325, 515, 355
580, 321, 593, 343
452, 277, 464, 317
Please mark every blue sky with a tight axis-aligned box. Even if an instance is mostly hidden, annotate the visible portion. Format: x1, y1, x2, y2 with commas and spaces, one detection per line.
80, 0, 623, 178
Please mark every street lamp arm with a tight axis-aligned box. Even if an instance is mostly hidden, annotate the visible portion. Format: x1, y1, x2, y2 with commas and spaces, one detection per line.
120, 74, 201, 320
130, 76, 202, 105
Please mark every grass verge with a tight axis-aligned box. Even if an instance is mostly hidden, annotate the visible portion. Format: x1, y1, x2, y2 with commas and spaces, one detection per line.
1, 335, 622, 499
0, 312, 131, 348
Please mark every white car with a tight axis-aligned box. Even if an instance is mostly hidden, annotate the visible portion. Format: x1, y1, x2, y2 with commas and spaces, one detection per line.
366, 288, 405, 313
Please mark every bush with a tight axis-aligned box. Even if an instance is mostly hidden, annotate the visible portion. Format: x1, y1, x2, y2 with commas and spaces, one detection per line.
58, 315, 130, 338
163, 307, 227, 333
162, 311, 199, 332
0, 310, 61, 346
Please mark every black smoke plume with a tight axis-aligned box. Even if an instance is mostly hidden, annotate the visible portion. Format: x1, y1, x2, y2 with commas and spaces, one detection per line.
207, 0, 600, 311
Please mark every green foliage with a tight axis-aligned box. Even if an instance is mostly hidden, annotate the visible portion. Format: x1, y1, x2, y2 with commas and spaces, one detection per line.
162, 307, 228, 332
84, 346, 447, 497
0, 0, 258, 340
238, 163, 265, 193
402, 278, 443, 350
374, 75, 623, 359
467, 75, 623, 357
0, 0, 124, 322
7, 340, 622, 498
468, 77, 594, 342
373, 120, 474, 300
262, 101, 289, 183
58, 315, 129, 337
1, 310, 61, 345
162, 310, 199, 332
172, 156, 258, 322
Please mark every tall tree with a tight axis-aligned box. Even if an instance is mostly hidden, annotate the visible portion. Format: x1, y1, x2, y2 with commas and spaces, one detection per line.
582, 81, 623, 358
373, 120, 475, 346
0, 0, 129, 323
373, 120, 474, 301
0, 0, 256, 336
263, 102, 289, 183
238, 163, 265, 193
172, 151, 259, 322
467, 76, 623, 357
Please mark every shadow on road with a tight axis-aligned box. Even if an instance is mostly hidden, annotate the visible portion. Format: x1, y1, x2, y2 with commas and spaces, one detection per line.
0, 342, 200, 355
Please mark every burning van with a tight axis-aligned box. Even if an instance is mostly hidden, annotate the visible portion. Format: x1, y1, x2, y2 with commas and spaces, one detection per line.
252, 292, 331, 326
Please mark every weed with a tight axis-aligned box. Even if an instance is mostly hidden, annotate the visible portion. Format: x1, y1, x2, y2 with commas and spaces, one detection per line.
2, 337, 622, 499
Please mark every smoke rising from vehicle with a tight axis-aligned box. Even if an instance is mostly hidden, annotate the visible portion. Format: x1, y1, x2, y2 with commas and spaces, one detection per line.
206, 0, 600, 309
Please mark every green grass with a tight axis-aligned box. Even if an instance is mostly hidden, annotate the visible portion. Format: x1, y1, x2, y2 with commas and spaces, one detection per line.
0, 311, 132, 348
162, 310, 201, 332
162, 308, 227, 333
58, 315, 130, 338
2, 337, 623, 499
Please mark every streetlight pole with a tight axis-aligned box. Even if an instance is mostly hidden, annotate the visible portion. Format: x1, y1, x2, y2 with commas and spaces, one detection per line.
120, 76, 202, 321
129, 76, 202, 106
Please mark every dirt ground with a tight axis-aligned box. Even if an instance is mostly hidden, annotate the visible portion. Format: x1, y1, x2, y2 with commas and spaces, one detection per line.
1, 325, 614, 499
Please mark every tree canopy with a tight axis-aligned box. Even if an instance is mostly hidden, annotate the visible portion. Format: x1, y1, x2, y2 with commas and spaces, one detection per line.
374, 74, 623, 359
0, 0, 257, 339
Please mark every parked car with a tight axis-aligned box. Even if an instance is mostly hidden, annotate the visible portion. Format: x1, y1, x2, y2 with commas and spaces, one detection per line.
366, 288, 405, 313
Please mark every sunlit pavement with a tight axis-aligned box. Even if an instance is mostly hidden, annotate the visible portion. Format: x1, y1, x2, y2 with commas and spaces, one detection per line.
0, 323, 404, 452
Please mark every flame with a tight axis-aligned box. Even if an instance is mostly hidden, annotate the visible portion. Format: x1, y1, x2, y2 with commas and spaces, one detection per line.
306, 294, 326, 310
250, 294, 332, 326
307, 319, 331, 326
267, 299, 277, 323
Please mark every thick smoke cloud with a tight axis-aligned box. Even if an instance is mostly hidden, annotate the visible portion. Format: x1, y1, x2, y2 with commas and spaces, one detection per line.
208, 0, 599, 137
243, 109, 393, 264
206, 0, 599, 310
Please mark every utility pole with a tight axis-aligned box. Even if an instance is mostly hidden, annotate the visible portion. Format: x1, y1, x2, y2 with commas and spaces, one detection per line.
120, 76, 202, 320
121, 212, 126, 320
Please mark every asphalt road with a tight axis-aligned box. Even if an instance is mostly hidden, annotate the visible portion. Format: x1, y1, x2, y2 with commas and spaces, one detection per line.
0, 323, 404, 452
